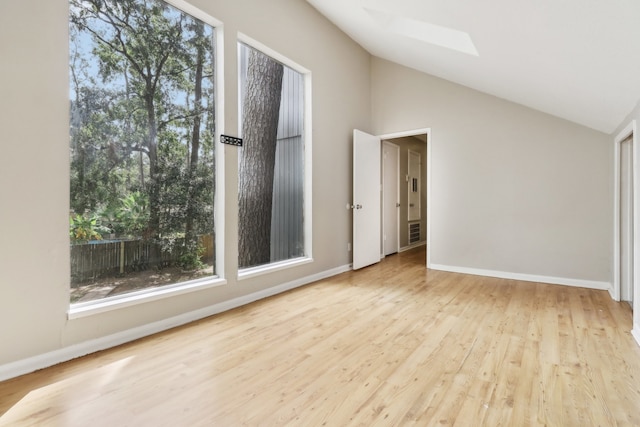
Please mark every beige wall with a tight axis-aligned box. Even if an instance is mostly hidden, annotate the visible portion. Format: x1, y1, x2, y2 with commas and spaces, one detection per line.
0, 0, 371, 366
372, 58, 612, 283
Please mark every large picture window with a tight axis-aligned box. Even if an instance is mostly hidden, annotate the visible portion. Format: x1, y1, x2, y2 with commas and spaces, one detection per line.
69, 0, 216, 303
238, 43, 307, 270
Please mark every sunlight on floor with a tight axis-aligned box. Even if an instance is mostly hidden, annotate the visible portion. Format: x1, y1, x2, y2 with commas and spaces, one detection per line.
0, 357, 134, 426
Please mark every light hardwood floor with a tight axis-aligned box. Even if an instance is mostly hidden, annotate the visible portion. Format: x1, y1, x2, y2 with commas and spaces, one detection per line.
1, 247, 640, 426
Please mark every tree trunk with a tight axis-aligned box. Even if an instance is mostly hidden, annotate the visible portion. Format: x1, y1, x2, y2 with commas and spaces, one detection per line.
238, 49, 284, 268
184, 24, 205, 251
145, 88, 160, 240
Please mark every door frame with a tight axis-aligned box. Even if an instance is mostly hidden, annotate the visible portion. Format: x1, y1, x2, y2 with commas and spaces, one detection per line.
379, 128, 432, 268
382, 141, 400, 256
611, 120, 638, 301
613, 120, 638, 308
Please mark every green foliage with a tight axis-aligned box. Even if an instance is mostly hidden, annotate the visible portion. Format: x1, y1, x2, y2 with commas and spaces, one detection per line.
69, 214, 110, 242
178, 244, 205, 271
117, 191, 150, 237
69, 0, 216, 268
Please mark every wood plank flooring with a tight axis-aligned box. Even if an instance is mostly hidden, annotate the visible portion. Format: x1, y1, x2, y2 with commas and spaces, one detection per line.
1, 247, 640, 426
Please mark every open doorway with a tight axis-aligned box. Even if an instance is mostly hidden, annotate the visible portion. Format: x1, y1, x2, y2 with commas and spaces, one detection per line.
379, 129, 430, 267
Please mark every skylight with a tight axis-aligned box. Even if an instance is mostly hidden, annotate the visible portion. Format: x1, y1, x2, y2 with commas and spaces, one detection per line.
364, 6, 479, 56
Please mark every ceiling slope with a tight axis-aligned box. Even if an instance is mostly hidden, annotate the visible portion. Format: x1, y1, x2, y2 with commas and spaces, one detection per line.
306, 0, 640, 134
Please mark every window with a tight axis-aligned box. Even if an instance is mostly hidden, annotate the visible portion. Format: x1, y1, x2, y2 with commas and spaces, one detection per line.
69, 0, 217, 304
237, 43, 308, 270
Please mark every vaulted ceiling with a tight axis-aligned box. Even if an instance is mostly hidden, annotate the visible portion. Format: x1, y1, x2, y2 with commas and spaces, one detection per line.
305, 0, 640, 134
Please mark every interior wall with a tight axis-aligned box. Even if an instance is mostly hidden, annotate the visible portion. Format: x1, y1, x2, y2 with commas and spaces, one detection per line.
372, 58, 612, 284
0, 0, 371, 367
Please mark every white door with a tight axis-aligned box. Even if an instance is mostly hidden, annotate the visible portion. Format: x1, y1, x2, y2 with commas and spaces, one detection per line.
353, 129, 381, 270
382, 142, 399, 255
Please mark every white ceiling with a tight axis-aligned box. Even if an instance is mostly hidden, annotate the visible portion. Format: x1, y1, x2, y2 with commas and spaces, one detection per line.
305, 0, 640, 134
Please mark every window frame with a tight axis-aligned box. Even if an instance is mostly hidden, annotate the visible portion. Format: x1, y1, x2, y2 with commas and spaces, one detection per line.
67, 0, 226, 319
236, 33, 313, 279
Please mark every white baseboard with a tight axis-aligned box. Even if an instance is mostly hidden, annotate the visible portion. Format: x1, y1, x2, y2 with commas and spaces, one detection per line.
0, 264, 352, 382
632, 326, 640, 347
399, 241, 426, 253
429, 263, 610, 291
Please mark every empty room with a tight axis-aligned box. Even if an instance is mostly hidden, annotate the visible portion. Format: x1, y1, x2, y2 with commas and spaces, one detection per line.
1, 0, 640, 425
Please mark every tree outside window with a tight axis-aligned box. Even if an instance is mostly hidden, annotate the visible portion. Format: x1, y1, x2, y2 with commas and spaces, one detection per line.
238, 43, 305, 269
69, 0, 216, 302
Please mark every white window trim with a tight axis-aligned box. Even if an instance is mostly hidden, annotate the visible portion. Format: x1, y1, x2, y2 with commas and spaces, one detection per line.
68, 277, 227, 319
238, 257, 314, 281
68, 3, 226, 318
164, 0, 222, 28
236, 33, 313, 275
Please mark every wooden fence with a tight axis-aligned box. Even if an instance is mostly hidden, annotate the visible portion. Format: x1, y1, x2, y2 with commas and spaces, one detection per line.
199, 233, 214, 261
70, 234, 214, 284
